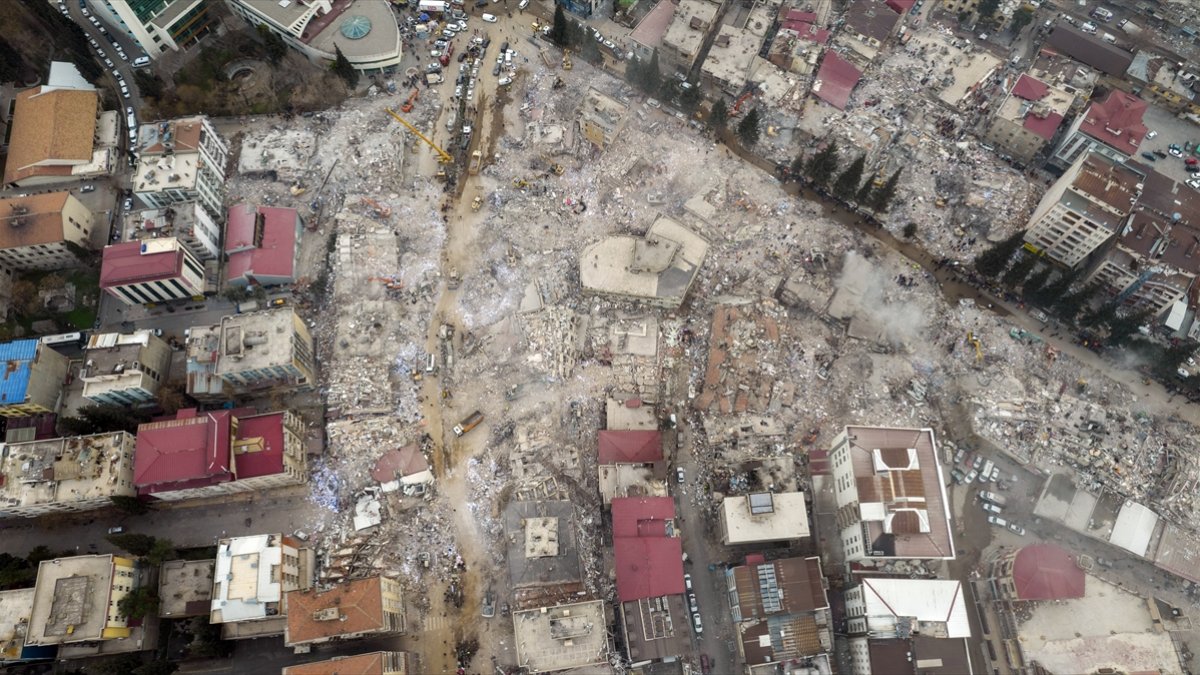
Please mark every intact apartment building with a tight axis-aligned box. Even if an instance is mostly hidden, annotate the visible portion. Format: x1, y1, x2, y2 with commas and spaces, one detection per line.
726, 555, 832, 672
211, 534, 314, 639
224, 204, 302, 287
133, 116, 229, 219
0, 432, 136, 518
225, 0, 402, 73
91, 0, 216, 58
284, 577, 406, 647
835, 0, 901, 65
212, 308, 317, 395
100, 238, 207, 306
660, 0, 721, 77
1023, 152, 1144, 268
134, 408, 308, 502
0, 340, 69, 417
2, 64, 118, 187
283, 652, 417, 675
579, 89, 630, 151
1052, 90, 1148, 168
845, 579, 972, 675
122, 201, 221, 260
81, 331, 172, 406
983, 74, 1074, 164
719, 492, 810, 546
25, 555, 137, 648
829, 426, 956, 562
0, 192, 96, 271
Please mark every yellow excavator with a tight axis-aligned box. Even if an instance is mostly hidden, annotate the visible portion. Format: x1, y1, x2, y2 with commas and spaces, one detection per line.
562, 49, 573, 71
384, 108, 453, 164
966, 332, 983, 362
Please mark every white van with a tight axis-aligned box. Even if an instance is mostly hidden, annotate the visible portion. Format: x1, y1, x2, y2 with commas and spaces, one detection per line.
126, 113, 136, 130
132, 55, 150, 68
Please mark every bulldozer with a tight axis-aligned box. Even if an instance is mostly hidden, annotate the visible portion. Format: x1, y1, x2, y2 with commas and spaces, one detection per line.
512, 178, 529, 189
471, 195, 483, 211
562, 49, 572, 71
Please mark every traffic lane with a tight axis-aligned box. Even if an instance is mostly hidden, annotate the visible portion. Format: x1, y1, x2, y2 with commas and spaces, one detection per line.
0, 487, 316, 558
65, 0, 144, 108
675, 423, 737, 674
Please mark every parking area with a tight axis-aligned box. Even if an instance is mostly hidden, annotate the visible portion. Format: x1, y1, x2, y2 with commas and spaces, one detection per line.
1138, 105, 1200, 187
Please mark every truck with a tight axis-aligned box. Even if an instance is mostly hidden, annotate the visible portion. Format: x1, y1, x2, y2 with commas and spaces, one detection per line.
1118, 18, 1143, 34
453, 410, 484, 436
979, 490, 1008, 506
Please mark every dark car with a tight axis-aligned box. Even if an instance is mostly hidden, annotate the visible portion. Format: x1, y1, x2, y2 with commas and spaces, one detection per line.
1154, 150, 1169, 159
1141, 151, 1157, 161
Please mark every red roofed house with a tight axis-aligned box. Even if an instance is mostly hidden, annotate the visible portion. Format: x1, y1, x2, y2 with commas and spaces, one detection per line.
611, 497, 685, 602
884, 0, 915, 14
983, 74, 1075, 164
1053, 90, 1148, 167
135, 408, 307, 501
225, 204, 302, 288
101, 238, 206, 306
990, 543, 1086, 601
812, 51, 862, 110
598, 430, 663, 464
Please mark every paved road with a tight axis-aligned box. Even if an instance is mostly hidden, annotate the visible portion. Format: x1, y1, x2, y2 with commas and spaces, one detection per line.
178, 634, 408, 675
0, 486, 320, 558
66, 0, 146, 110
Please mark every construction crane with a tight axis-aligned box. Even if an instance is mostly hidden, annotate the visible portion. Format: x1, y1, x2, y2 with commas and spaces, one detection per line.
731, 91, 753, 117
966, 332, 983, 363
385, 108, 453, 164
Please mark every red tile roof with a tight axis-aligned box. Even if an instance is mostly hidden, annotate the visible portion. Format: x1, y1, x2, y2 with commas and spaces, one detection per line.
1023, 111, 1064, 141
1012, 74, 1049, 101
783, 21, 831, 44
885, 0, 915, 13
371, 444, 431, 482
225, 204, 300, 284
614, 536, 685, 602
1011, 544, 1086, 600
598, 430, 663, 464
1079, 90, 1148, 154
285, 577, 389, 645
785, 9, 817, 22
135, 409, 234, 495
611, 496, 684, 601
813, 52, 862, 110
611, 497, 676, 538
100, 241, 184, 288
232, 412, 286, 479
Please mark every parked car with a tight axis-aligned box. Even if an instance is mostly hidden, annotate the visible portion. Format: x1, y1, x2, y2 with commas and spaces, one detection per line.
951, 468, 966, 484
688, 592, 698, 613
692, 613, 703, 637
519, 0, 529, 7
80, 184, 95, 193
963, 468, 978, 483
684, 574, 692, 590
986, 515, 1008, 527
1186, 178, 1200, 190
1147, 130, 1158, 139
481, 591, 495, 618
676, 467, 685, 483
107, 526, 124, 534
1007, 521, 1026, 536
482, 13, 498, 22
1169, 145, 1184, 157
981, 501, 1003, 514
1141, 152, 1157, 161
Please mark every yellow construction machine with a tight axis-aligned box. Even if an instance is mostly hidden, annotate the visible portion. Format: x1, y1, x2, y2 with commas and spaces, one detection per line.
385, 108, 453, 164
966, 332, 983, 362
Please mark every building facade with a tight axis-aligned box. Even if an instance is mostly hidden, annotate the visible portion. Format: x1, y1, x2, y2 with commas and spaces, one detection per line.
282, 652, 416, 675
25, 555, 137, 647
123, 201, 221, 261
133, 116, 229, 219
0, 192, 96, 271
580, 89, 629, 150
81, 331, 173, 406
101, 238, 207, 306
0, 340, 69, 417
1024, 152, 1144, 268
214, 309, 317, 394
983, 74, 1074, 164
225, 0, 402, 73
284, 577, 405, 647
91, 0, 216, 58
829, 426, 956, 562
660, 0, 721, 76
0, 432, 136, 518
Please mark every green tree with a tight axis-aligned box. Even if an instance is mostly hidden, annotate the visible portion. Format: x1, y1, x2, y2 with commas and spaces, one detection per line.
977, 0, 1001, 20
1052, 283, 1101, 323
789, 153, 805, 176
118, 586, 160, 620
1000, 252, 1037, 288
551, 4, 569, 47
133, 70, 164, 100
856, 177, 875, 204
145, 538, 178, 565
902, 222, 919, 238
580, 32, 600, 61
833, 155, 866, 201
1082, 298, 1120, 329
1030, 269, 1080, 308
111, 495, 149, 515
94, 654, 145, 675
679, 83, 701, 113
0, 554, 34, 589
1107, 308, 1153, 347
806, 140, 840, 187
1010, 6, 1035, 33
868, 169, 902, 213
59, 404, 153, 436
106, 533, 157, 557
974, 230, 1027, 278
1021, 266, 1053, 300
330, 44, 359, 88
709, 98, 729, 130
11, 279, 40, 317
1163, 340, 1200, 370
737, 107, 761, 146
25, 546, 56, 566
257, 24, 288, 65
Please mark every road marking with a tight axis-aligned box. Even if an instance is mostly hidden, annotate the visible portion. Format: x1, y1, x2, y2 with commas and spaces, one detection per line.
422, 614, 450, 631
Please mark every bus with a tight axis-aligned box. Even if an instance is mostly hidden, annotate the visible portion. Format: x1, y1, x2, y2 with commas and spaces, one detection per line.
40, 332, 85, 348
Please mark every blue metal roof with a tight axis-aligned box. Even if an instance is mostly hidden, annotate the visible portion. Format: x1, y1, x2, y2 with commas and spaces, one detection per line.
0, 340, 39, 405
340, 15, 373, 40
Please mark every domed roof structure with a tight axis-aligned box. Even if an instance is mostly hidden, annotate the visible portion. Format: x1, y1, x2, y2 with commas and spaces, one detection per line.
339, 15, 372, 40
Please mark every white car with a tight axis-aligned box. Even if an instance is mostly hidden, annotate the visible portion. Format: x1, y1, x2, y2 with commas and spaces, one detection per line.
519, 0, 529, 6
120, 88, 130, 99
981, 502, 1002, 514
1186, 178, 1200, 190
1146, 130, 1158, 139
498, 75, 512, 86
1081, 21, 1098, 33
482, 13, 497, 22
457, 19, 468, 30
